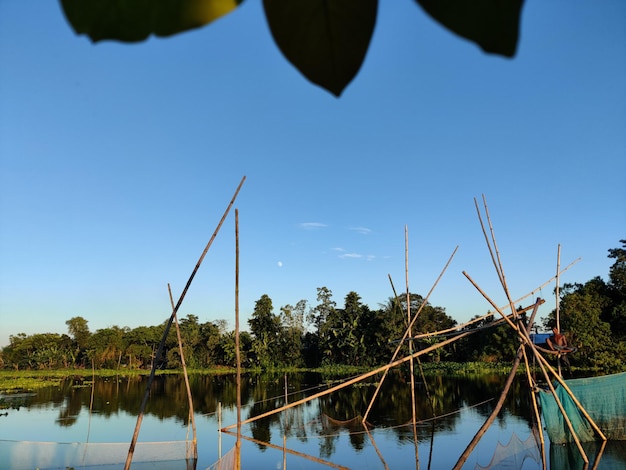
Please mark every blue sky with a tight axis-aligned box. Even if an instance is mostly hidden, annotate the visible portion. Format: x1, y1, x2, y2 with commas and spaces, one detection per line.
1, 1, 624, 347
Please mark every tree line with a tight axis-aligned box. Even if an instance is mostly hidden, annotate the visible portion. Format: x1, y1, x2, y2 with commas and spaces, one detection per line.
2, 241, 624, 374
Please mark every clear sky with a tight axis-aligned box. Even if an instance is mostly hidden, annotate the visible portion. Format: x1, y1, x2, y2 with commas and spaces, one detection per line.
1, 2, 625, 348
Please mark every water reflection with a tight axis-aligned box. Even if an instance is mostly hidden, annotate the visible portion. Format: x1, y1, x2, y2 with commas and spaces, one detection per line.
2, 371, 624, 469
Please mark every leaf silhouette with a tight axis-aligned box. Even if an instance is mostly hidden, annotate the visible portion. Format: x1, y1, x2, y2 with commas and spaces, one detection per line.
60, 0, 243, 43
416, 0, 524, 57
263, 0, 378, 96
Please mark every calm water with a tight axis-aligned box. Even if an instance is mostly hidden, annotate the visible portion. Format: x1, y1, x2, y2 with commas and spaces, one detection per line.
1, 371, 624, 469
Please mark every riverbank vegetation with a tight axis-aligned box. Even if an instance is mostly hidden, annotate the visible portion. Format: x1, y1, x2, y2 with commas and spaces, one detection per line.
2, 241, 624, 379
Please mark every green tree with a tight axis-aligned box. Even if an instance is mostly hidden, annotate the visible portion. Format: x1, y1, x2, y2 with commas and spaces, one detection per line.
545, 279, 625, 373
279, 299, 307, 367
87, 326, 129, 369
306, 287, 336, 366
3, 333, 73, 370
125, 325, 161, 369
65, 316, 91, 367
323, 291, 373, 366
606, 240, 626, 340
220, 330, 253, 368
248, 294, 282, 368
200, 320, 224, 367
541, 241, 626, 373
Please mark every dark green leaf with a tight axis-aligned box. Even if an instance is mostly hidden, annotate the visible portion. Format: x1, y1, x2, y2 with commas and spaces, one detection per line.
415, 0, 524, 57
263, 0, 377, 96
60, 0, 243, 43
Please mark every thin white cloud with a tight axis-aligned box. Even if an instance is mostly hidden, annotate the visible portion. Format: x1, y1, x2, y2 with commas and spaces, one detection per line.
350, 226, 371, 235
333, 247, 346, 252
299, 222, 328, 230
339, 252, 363, 259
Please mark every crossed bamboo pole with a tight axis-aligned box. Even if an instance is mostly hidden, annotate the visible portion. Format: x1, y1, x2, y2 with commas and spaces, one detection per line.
220, 193, 596, 468
455, 195, 606, 467
222, 326, 483, 431
362, 246, 459, 423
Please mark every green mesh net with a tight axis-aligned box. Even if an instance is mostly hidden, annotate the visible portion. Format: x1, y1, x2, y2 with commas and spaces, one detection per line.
538, 372, 626, 445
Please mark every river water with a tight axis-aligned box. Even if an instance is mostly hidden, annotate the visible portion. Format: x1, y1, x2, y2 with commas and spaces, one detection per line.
1, 371, 624, 469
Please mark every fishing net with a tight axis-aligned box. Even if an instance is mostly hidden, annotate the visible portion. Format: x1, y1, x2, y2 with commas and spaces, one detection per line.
538, 372, 626, 444
0, 439, 196, 470
206, 445, 238, 470
474, 432, 541, 469
320, 414, 369, 432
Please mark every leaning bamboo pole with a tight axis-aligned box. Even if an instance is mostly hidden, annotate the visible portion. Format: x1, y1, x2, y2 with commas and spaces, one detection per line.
362, 246, 458, 422
406, 299, 543, 343
454, 345, 526, 470
522, 345, 547, 470
453, 297, 542, 469
124, 176, 245, 470
363, 425, 390, 470
533, 342, 589, 463
168, 283, 197, 462
475, 196, 520, 329
400, 256, 579, 344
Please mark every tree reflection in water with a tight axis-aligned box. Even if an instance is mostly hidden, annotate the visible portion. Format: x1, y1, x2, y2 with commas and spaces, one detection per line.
6, 371, 623, 469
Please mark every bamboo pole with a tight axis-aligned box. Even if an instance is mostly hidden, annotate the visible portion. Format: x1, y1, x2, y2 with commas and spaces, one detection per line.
218, 402, 222, 465
474, 197, 505, 290
535, 345, 589, 463
522, 347, 547, 470
168, 283, 197, 462
556, 244, 562, 377
517, 301, 547, 469
453, 297, 542, 469
405, 226, 420, 470
556, 244, 561, 333
363, 425, 390, 470
454, 346, 526, 470
406, 299, 543, 343
592, 439, 608, 470
283, 373, 288, 470
476, 196, 520, 327
362, 246, 458, 422
124, 176, 245, 470
235, 208, 242, 470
